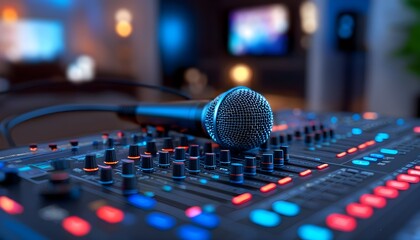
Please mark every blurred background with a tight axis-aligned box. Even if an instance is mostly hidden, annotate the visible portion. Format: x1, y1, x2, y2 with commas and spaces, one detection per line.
1, 0, 420, 148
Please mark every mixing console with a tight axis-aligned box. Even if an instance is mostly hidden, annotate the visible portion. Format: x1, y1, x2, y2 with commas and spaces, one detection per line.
0, 110, 419, 239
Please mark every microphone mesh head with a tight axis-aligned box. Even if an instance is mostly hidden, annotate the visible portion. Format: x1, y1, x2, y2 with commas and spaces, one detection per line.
204, 87, 273, 150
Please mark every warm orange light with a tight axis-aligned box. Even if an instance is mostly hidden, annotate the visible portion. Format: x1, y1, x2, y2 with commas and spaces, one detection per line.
272, 124, 288, 132
363, 112, 378, 120
2, 7, 18, 22
115, 21, 132, 38
230, 64, 252, 85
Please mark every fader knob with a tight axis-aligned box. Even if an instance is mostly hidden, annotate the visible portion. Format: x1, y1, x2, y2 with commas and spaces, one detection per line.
146, 141, 157, 156
220, 150, 231, 166
244, 157, 257, 176
230, 163, 244, 184
261, 154, 274, 173
158, 151, 170, 168
204, 153, 216, 170
174, 147, 186, 162
141, 155, 154, 173
273, 149, 284, 167
162, 138, 174, 151
83, 154, 98, 172
99, 166, 113, 185
172, 162, 186, 180
189, 145, 200, 157
104, 149, 118, 165
188, 156, 200, 174
128, 144, 140, 160
280, 146, 290, 163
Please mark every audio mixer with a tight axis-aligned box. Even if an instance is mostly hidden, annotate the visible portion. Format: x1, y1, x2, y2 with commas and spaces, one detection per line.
0, 110, 419, 240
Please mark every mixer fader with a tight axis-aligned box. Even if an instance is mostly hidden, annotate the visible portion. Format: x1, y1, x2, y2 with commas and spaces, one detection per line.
0, 110, 419, 239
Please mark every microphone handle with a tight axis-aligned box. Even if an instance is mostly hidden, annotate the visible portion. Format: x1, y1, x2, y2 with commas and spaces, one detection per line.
119, 101, 209, 134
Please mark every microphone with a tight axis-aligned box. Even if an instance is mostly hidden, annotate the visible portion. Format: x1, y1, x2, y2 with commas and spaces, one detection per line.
120, 86, 273, 150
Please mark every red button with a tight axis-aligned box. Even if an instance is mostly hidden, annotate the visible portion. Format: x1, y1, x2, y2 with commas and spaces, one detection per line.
299, 169, 312, 177
336, 152, 347, 158
408, 169, 420, 177
386, 180, 410, 191
317, 163, 329, 170
347, 147, 358, 154
260, 183, 277, 193
346, 203, 373, 219
374, 186, 399, 199
397, 174, 419, 184
232, 193, 252, 205
326, 213, 357, 232
415, 166, 420, 170
278, 177, 292, 185
360, 194, 386, 208
62, 216, 91, 237
96, 206, 124, 223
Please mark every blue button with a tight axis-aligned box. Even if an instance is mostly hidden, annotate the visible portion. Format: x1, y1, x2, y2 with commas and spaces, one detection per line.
298, 224, 333, 240
352, 128, 362, 135
370, 153, 384, 159
363, 157, 377, 162
272, 201, 300, 217
192, 213, 220, 229
162, 185, 172, 192
127, 194, 156, 210
396, 118, 405, 126
352, 114, 361, 121
375, 136, 384, 142
377, 133, 389, 139
249, 209, 281, 227
146, 212, 176, 230
177, 225, 210, 240
352, 160, 370, 166
380, 148, 398, 155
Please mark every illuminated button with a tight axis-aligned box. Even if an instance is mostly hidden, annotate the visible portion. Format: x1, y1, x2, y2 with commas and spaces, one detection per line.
192, 213, 220, 229
413, 126, 420, 133
272, 200, 300, 217
260, 183, 277, 193
363, 157, 377, 162
352, 160, 370, 166
326, 213, 357, 232
415, 166, 420, 170
336, 152, 347, 158
232, 193, 252, 205
374, 186, 399, 199
408, 169, 420, 177
397, 174, 419, 183
146, 212, 176, 230
96, 206, 124, 223
249, 209, 281, 227
278, 177, 292, 185
347, 147, 358, 154
352, 128, 362, 135
317, 163, 329, 170
358, 143, 367, 149
386, 180, 409, 190
298, 224, 333, 240
370, 153, 384, 159
365, 140, 376, 146
62, 216, 91, 237
128, 194, 156, 210
346, 203, 373, 219
185, 206, 202, 218
0, 196, 24, 215
380, 148, 398, 155
177, 225, 210, 240
299, 169, 312, 177
360, 194, 386, 208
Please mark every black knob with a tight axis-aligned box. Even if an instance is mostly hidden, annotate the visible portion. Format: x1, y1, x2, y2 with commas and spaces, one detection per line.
220, 150, 231, 166
280, 146, 289, 163
230, 163, 244, 184
204, 153, 216, 170
141, 155, 154, 173
260, 154, 274, 173
146, 141, 157, 156
304, 126, 311, 135
158, 151, 170, 168
304, 134, 313, 145
273, 149, 284, 167
319, 123, 325, 130
294, 130, 302, 139
260, 141, 269, 150
286, 133, 293, 143
174, 147, 186, 162
188, 156, 200, 174
107, 137, 115, 148
172, 162, 186, 180
128, 144, 140, 160
104, 149, 118, 165
189, 145, 200, 157
122, 176, 138, 195
329, 129, 335, 139
270, 136, 279, 147
131, 133, 140, 144
314, 131, 322, 142
162, 138, 174, 151
99, 166, 113, 185
29, 143, 38, 152
279, 135, 286, 145
51, 159, 70, 171
179, 136, 189, 147
49, 143, 58, 151
84, 154, 98, 172
311, 124, 317, 131
323, 129, 329, 141
244, 157, 257, 176
122, 159, 135, 176
70, 140, 78, 147
204, 142, 213, 153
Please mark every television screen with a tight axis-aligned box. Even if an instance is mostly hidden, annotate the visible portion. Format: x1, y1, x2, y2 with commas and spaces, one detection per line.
0, 20, 64, 62
228, 4, 289, 56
